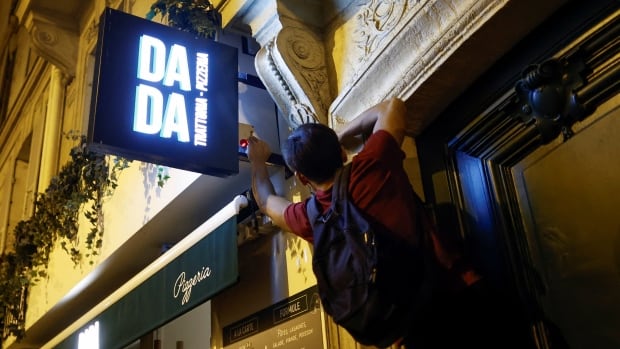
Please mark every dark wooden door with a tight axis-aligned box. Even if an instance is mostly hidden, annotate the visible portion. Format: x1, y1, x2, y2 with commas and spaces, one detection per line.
417, 1, 619, 348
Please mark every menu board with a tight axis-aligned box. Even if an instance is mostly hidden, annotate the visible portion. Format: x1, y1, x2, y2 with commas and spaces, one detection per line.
223, 286, 325, 349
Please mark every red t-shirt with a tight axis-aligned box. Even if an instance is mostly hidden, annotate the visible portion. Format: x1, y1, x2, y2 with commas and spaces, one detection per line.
284, 131, 477, 286
285, 130, 419, 246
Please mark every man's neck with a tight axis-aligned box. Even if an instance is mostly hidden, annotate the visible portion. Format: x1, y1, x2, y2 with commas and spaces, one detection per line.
311, 179, 334, 192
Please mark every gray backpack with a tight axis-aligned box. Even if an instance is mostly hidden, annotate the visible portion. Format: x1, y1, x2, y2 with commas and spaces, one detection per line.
307, 163, 429, 348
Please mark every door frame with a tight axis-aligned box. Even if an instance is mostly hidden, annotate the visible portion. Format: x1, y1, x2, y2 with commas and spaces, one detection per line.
417, 1, 619, 346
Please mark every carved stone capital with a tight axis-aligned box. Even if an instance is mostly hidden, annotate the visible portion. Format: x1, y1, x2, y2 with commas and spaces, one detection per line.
221, 0, 560, 135
17, 6, 79, 78
220, 0, 333, 129
255, 24, 331, 128
32, 23, 78, 78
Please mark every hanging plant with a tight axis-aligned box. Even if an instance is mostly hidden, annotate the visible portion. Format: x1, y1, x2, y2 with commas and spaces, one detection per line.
146, 0, 221, 40
0, 132, 130, 342
157, 165, 171, 188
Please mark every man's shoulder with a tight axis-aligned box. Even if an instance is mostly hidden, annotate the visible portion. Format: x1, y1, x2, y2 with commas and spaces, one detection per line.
361, 130, 402, 155
352, 130, 404, 170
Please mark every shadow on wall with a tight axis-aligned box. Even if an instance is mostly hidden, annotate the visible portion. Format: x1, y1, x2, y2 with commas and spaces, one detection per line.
140, 162, 166, 224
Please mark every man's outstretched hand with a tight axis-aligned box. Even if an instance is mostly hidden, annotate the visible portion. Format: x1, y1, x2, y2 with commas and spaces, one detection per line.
247, 136, 272, 164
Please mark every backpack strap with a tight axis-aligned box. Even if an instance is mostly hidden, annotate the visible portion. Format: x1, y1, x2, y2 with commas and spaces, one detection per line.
334, 163, 352, 202
307, 164, 352, 226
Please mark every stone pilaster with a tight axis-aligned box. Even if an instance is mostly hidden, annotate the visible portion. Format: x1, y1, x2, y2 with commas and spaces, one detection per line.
38, 66, 69, 191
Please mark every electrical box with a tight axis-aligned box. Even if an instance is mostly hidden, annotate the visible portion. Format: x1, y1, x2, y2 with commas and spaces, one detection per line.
238, 123, 254, 156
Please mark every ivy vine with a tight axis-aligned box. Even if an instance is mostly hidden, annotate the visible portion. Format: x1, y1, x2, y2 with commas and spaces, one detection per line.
2, 1, 223, 340
0, 132, 130, 342
157, 165, 171, 188
146, 0, 220, 40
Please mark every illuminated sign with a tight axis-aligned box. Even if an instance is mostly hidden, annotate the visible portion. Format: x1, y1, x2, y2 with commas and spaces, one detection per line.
78, 321, 99, 349
89, 8, 239, 176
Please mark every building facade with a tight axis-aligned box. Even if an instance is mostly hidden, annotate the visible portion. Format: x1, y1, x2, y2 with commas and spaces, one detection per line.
0, 0, 618, 348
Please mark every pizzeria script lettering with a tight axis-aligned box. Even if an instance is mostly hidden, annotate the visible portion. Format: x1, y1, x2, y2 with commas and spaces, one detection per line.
173, 265, 212, 305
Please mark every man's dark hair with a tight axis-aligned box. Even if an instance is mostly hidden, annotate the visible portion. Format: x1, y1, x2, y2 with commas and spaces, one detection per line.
282, 123, 343, 184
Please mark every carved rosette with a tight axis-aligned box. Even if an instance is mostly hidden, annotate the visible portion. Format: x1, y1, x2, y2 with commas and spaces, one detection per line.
33, 26, 59, 47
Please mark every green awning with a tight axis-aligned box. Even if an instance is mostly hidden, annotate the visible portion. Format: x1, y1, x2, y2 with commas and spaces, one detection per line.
50, 196, 246, 349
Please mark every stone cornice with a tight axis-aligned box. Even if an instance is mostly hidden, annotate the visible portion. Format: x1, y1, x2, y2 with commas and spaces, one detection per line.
330, 0, 509, 127
223, 0, 567, 133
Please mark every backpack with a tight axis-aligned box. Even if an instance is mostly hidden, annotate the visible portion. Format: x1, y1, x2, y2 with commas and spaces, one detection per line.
307, 163, 428, 348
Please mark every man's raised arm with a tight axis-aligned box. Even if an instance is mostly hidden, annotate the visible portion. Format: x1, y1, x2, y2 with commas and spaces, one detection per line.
247, 136, 292, 232
336, 97, 408, 147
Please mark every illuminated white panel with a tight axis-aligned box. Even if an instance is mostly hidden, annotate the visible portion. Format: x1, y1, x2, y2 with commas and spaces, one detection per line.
161, 93, 190, 142
164, 44, 191, 91
77, 321, 99, 349
133, 84, 163, 134
137, 35, 166, 82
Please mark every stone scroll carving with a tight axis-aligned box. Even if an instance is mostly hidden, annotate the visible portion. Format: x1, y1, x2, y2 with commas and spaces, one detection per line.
30, 22, 78, 78
255, 24, 332, 129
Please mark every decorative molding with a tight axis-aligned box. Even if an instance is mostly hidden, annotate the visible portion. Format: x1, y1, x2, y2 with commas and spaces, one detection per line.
85, 18, 100, 46
256, 40, 320, 128
30, 23, 78, 77
229, 0, 557, 138
20, 9, 80, 78
331, 0, 506, 126
354, 0, 416, 59
223, 0, 333, 129
32, 26, 58, 46
254, 21, 331, 129
288, 102, 317, 128
275, 25, 331, 125
255, 41, 296, 123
